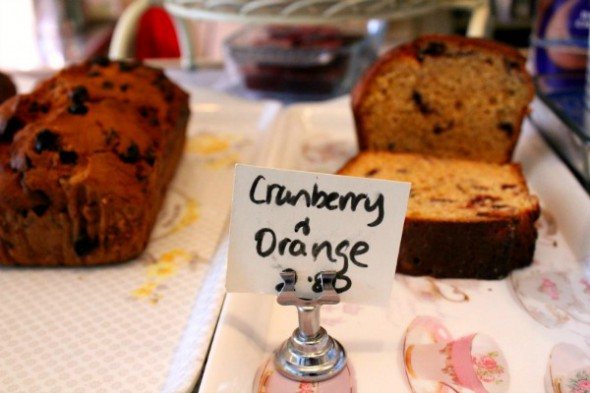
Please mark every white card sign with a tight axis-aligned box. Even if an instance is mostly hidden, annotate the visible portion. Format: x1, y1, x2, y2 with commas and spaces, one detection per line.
226, 165, 410, 305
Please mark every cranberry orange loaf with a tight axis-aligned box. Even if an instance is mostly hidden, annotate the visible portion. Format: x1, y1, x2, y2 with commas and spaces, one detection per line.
352, 35, 534, 163
0, 58, 189, 266
0, 71, 16, 104
338, 151, 540, 279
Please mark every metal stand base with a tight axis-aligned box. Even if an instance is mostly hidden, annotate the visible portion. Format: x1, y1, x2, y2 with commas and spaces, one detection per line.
273, 271, 347, 382
274, 327, 347, 382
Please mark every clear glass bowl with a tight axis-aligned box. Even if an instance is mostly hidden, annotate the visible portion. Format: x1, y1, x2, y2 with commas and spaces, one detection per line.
223, 24, 379, 99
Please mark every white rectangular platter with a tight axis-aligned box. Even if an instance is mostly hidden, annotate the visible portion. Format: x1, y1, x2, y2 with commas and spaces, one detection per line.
0, 87, 280, 393
199, 96, 590, 393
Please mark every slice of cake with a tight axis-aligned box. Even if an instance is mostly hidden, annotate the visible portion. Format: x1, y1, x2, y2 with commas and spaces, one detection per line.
352, 35, 534, 163
338, 151, 540, 279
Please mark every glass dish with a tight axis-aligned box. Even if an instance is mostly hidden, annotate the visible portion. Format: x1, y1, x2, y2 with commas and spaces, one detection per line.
531, 73, 590, 191
223, 25, 378, 99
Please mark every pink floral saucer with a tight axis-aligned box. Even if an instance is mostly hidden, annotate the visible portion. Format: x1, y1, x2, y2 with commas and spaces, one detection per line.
511, 268, 590, 328
545, 343, 590, 393
403, 316, 509, 393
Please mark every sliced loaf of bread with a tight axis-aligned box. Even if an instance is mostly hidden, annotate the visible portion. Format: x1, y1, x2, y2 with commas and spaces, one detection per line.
352, 35, 534, 163
338, 151, 540, 279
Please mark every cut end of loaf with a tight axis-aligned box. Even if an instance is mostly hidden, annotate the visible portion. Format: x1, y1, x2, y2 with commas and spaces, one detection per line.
338, 151, 540, 223
337, 151, 540, 279
352, 35, 534, 164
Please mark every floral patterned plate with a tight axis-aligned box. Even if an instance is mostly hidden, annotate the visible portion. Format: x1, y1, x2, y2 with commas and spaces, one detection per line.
252, 357, 357, 393
199, 97, 590, 392
545, 343, 590, 393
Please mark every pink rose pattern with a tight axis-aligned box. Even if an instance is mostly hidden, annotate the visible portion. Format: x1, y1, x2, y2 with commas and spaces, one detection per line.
581, 279, 590, 295
568, 370, 590, 393
539, 278, 561, 300
298, 382, 317, 393
440, 343, 461, 385
473, 352, 505, 384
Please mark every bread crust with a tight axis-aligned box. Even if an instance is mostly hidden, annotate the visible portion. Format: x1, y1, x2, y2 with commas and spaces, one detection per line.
352, 35, 534, 163
0, 59, 189, 266
398, 210, 539, 279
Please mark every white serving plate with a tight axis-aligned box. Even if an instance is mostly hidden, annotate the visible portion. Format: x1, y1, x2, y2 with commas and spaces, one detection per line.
199, 96, 590, 393
0, 88, 280, 393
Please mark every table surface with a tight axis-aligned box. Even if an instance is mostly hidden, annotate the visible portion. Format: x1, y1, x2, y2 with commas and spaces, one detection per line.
5, 65, 589, 393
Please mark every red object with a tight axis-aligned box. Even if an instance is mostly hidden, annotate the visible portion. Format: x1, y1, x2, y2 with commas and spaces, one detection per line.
135, 7, 180, 59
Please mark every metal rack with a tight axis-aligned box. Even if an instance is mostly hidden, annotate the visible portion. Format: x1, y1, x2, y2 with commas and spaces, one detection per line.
109, 0, 489, 69
163, 0, 438, 24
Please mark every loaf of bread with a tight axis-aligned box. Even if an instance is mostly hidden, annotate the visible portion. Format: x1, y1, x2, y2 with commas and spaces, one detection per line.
352, 35, 534, 163
0, 57, 189, 266
338, 151, 540, 279
0, 71, 16, 104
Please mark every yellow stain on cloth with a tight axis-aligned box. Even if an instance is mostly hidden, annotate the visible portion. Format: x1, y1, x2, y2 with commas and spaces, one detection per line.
169, 198, 199, 235
185, 132, 244, 169
132, 249, 190, 303
131, 281, 159, 298
206, 152, 240, 169
186, 133, 230, 155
